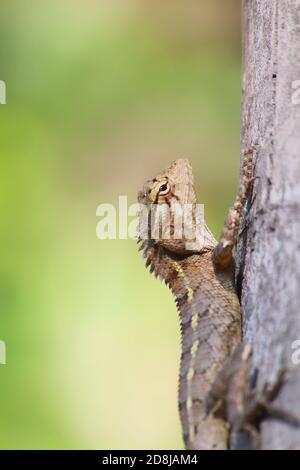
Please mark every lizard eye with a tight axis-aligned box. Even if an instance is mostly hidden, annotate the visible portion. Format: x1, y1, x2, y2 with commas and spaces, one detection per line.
158, 183, 170, 195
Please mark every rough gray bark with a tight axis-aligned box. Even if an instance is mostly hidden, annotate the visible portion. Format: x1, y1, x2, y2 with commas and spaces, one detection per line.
240, 0, 300, 449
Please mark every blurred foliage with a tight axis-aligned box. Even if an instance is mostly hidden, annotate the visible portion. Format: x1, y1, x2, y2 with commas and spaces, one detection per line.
0, 0, 242, 449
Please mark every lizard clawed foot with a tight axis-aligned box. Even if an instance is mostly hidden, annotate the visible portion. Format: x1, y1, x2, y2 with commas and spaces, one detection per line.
252, 370, 300, 428
205, 344, 300, 449
230, 369, 300, 449
242, 144, 259, 158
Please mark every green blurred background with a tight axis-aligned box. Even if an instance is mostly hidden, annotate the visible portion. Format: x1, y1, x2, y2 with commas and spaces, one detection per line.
0, 0, 242, 449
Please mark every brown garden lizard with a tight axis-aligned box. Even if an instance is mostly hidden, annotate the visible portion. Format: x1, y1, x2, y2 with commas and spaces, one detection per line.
137, 148, 299, 450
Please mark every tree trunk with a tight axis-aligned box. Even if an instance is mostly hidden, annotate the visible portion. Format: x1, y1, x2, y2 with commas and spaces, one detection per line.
239, 0, 300, 449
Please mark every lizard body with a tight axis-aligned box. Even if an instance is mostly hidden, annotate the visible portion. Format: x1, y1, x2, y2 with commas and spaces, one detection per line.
137, 151, 255, 449
173, 251, 241, 449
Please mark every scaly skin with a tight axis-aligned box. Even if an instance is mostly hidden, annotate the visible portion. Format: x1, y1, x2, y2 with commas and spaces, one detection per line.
138, 151, 255, 449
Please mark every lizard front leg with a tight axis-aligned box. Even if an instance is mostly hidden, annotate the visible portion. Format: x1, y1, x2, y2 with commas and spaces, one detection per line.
212, 146, 257, 267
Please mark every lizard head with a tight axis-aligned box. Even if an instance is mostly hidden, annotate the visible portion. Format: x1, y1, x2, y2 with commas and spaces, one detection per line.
138, 158, 196, 208
138, 159, 200, 255
137, 158, 216, 280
